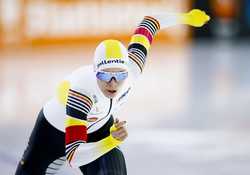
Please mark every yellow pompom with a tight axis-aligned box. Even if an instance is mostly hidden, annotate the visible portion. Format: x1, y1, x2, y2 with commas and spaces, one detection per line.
57, 80, 70, 105
180, 9, 210, 27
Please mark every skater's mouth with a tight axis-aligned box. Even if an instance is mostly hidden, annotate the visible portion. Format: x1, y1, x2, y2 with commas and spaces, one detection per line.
107, 89, 117, 94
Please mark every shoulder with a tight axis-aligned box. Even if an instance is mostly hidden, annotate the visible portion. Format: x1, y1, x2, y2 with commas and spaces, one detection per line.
57, 65, 96, 102
67, 65, 94, 82
66, 65, 93, 85
65, 65, 96, 102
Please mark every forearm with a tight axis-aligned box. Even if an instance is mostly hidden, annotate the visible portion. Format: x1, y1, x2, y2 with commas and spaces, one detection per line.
69, 132, 121, 167
128, 9, 210, 78
151, 9, 210, 29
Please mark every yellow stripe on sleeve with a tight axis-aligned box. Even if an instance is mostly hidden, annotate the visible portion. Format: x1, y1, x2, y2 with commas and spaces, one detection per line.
57, 80, 70, 106
98, 135, 121, 153
97, 124, 121, 153
65, 116, 88, 127
130, 34, 150, 50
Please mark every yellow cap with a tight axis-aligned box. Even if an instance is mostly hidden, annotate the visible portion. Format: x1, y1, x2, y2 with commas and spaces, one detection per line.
94, 39, 129, 71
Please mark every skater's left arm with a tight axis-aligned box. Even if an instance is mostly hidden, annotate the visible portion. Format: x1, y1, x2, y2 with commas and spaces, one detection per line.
128, 9, 210, 80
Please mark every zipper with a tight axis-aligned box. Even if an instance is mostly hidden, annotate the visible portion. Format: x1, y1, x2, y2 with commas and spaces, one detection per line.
87, 98, 113, 129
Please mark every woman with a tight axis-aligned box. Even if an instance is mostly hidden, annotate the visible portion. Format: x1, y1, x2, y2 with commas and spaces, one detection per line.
15, 9, 209, 175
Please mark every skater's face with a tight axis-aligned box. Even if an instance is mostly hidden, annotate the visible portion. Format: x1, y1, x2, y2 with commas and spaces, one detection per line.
96, 68, 128, 98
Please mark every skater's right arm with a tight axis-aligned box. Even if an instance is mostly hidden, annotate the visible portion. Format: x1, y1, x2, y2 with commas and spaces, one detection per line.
64, 88, 92, 165
70, 119, 127, 167
64, 88, 125, 167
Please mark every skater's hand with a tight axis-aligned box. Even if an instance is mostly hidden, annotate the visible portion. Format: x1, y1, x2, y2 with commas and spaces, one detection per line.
110, 118, 128, 142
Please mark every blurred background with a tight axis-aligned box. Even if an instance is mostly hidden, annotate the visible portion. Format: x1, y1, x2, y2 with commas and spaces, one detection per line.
0, 0, 250, 174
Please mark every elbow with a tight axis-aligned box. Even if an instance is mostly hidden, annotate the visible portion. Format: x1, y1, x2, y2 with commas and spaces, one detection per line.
68, 159, 85, 168
67, 157, 90, 168
68, 160, 80, 168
